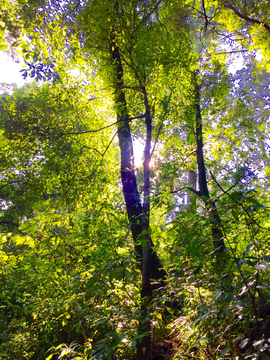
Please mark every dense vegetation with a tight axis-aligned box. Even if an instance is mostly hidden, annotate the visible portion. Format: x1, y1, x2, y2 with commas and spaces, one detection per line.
0, 0, 270, 359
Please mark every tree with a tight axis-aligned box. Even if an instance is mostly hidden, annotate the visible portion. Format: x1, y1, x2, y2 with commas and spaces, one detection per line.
1, 0, 270, 359
13, 1, 195, 356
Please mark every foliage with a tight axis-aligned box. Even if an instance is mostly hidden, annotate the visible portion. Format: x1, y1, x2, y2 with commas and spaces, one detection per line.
0, 1, 270, 359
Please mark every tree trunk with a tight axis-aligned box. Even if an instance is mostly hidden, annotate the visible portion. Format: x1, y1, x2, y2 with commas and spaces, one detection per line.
193, 73, 225, 257
136, 88, 154, 360
110, 36, 143, 266
187, 169, 197, 205
109, 32, 165, 277
109, 21, 165, 360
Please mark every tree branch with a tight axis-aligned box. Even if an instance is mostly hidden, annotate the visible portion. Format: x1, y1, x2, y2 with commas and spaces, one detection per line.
202, 0, 209, 30
170, 186, 200, 196
225, 1, 270, 33
209, 170, 268, 230
150, 92, 172, 160
61, 114, 146, 137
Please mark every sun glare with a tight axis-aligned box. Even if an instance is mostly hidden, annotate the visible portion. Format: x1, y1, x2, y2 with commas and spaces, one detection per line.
0, 53, 27, 89
133, 139, 144, 168
133, 139, 158, 169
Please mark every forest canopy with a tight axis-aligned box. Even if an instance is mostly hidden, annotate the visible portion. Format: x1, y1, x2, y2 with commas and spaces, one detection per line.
0, 1, 270, 359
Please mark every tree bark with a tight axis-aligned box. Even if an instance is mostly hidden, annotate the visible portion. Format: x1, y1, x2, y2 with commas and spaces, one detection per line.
110, 35, 143, 266
109, 34, 165, 278
187, 170, 197, 205
109, 24, 166, 360
136, 88, 154, 360
224, 1, 270, 33
141, 87, 154, 299
193, 73, 225, 256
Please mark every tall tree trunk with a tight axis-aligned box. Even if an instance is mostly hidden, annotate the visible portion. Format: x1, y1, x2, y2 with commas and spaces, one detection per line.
110, 35, 143, 267
193, 73, 226, 257
109, 34, 165, 279
136, 88, 153, 360
109, 20, 166, 360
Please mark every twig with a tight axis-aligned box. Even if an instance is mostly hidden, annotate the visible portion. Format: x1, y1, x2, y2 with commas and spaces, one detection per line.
209, 170, 269, 231
150, 92, 172, 160
170, 186, 200, 196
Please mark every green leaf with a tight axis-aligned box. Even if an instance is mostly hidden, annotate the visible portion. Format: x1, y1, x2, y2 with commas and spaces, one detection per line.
243, 244, 254, 256
199, 337, 209, 342
231, 300, 245, 307
219, 347, 231, 357
199, 306, 208, 312
245, 197, 262, 206
231, 209, 238, 220
224, 294, 235, 303
132, 332, 150, 344
236, 258, 246, 269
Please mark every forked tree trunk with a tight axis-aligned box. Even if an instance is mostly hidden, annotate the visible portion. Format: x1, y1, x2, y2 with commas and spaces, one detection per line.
109, 16, 165, 359
109, 33, 165, 279
110, 39, 142, 263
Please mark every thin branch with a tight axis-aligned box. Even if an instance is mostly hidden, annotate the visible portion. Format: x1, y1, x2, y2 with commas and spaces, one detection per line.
0, 180, 23, 190
150, 92, 172, 160
76, 143, 103, 156
209, 170, 269, 231
215, 175, 248, 199
170, 186, 200, 196
181, 149, 197, 164
202, 0, 209, 30
101, 131, 118, 158
136, 0, 163, 30
58, 114, 146, 137
218, 221, 259, 321
214, 50, 248, 55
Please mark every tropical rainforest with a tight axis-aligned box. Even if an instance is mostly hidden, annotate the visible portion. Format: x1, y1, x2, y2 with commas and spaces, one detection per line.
0, 0, 270, 359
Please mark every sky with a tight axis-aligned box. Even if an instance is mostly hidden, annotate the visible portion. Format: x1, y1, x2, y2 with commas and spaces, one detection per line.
0, 52, 27, 87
